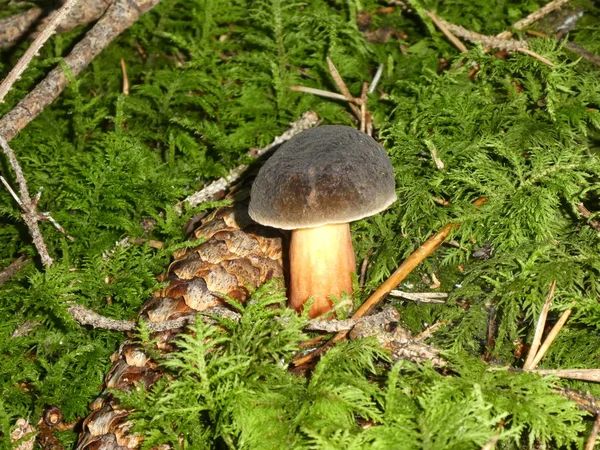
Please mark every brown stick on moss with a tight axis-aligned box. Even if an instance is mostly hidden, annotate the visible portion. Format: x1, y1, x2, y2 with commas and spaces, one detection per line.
0, 0, 162, 143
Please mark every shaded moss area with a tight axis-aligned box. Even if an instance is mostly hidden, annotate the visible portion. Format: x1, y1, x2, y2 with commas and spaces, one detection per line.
1, 0, 600, 448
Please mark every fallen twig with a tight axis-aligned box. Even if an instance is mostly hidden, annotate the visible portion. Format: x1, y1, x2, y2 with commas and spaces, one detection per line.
291, 59, 373, 134
0, 139, 53, 267
425, 10, 468, 53
11, 320, 41, 338
577, 203, 600, 231
0, 0, 81, 103
0, 0, 113, 50
359, 248, 374, 288
496, 0, 570, 40
427, 11, 528, 51
523, 280, 556, 370
327, 57, 362, 119
388, 290, 448, 303
368, 64, 384, 94
528, 307, 572, 370
0, 0, 162, 143
176, 110, 319, 212
306, 306, 399, 332
120, 58, 129, 95
554, 387, 600, 414
426, 11, 554, 67
585, 414, 600, 450
67, 303, 240, 332
0, 254, 30, 285
533, 368, 600, 383
289, 86, 347, 102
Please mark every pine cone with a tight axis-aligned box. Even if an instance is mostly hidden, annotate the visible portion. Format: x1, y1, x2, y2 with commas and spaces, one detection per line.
76, 205, 284, 449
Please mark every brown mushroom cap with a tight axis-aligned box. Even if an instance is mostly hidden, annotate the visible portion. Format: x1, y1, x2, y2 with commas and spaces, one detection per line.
249, 125, 396, 229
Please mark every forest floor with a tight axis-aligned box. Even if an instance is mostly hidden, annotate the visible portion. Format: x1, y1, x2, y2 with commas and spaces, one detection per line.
1, 0, 600, 448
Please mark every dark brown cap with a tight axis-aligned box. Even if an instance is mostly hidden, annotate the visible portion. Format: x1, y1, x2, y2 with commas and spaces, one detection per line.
249, 125, 396, 229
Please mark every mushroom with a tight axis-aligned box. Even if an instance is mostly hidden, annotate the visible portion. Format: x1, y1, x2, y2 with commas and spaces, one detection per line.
249, 125, 396, 318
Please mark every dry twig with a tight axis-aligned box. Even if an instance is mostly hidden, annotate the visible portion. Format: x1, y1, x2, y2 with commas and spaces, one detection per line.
0, 0, 81, 104
0, 0, 162, 143
577, 203, 600, 231
425, 10, 468, 53
291, 59, 374, 134
67, 303, 240, 332
0, 254, 29, 285
426, 11, 554, 67
497, 0, 571, 40
533, 368, 600, 383
306, 306, 399, 332
389, 290, 448, 303
0, 0, 113, 50
120, 58, 129, 95
0, 138, 53, 267
528, 307, 572, 370
176, 110, 319, 212
523, 280, 556, 370
586, 414, 600, 450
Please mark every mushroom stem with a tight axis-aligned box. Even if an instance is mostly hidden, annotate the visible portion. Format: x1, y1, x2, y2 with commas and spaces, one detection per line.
289, 223, 356, 318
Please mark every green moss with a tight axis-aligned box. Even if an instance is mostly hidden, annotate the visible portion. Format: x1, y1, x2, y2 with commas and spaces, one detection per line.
1, 0, 600, 447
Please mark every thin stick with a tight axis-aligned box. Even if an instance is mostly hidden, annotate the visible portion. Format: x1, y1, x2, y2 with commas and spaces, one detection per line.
389, 290, 448, 303
67, 304, 240, 332
533, 369, 600, 383
0, 0, 162, 143
425, 10, 468, 53
289, 86, 348, 102
326, 57, 362, 119
326, 57, 354, 100
523, 280, 556, 370
528, 308, 572, 370
293, 197, 487, 366
359, 248, 374, 288
0, 136, 53, 267
360, 82, 368, 134
497, 0, 570, 40
120, 58, 129, 95
0, 255, 29, 285
554, 387, 600, 414
586, 414, 600, 450
0, 0, 113, 50
368, 64, 384, 94
0, 0, 80, 103
516, 47, 555, 67
0, 175, 23, 207
481, 433, 500, 450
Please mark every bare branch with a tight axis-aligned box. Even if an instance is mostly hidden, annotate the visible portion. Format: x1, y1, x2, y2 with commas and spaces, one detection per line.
0, 136, 53, 267
0, 255, 30, 286
497, 0, 571, 40
586, 414, 600, 450
533, 368, 600, 383
0, 0, 81, 104
523, 280, 556, 370
389, 290, 448, 303
0, 0, 113, 50
289, 86, 348, 102
306, 306, 399, 332
425, 10, 468, 53
368, 64, 384, 94
67, 303, 241, 332
0, 0, 162, 143
528, 307, 572, 370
